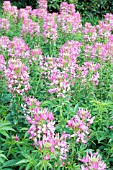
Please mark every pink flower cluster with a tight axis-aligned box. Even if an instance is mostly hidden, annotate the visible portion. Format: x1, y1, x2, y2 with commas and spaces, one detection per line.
40, 40, 81, 97
31, 0, 48, 19
0, 55, 6, 73
30, 48, 42, 61
21, 19, 40, 36
3, 1, 33, 20
18, 0, 47, 20
83, 16, 113, 43
59, 40, 81, 67
6, 58, 30, 95
18, 8, 29, 20
25, 97, 69, 162
84, 40, 113, 62
0, 18, 10, 31
25, 6, 32, 14
30, 9, 38, 18
0, 36, 10, 50
58, 2, 82, 34
96, 21, 111, 41
36, 8, 48, 19
43, 13, 57, 42
38, 0, 47, 10
83, 22, 97, 42
78, 62, 100, 85
67, 109, 94, 143
47, 68, 72, 97
80, 152, 106, 170
7, 37, 30, 60
2, 1, 11, 12
3, 1, 18, 19
60, 2, 75, 15
104, 13, 113, 28
25, 96, 41, 110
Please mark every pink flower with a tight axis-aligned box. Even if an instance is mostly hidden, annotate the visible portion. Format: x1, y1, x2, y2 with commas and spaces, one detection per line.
0, 55, 6, 73
18, 9, 29, 19
21, 19, 40, 36
0, 18, 10, 30
43, 13, 57, 42
2, 1, 11, 12
80, 152, 107, 170
15, 135, 19, 141
43, 155, 50, 160
0, 36, 10, 50
40, 41, 81, 97
67, 109, 94, 143
109, 126, 113, 129
38, 0, 47, 10
30, 48, 42, 61
12, 134, 19, 142
7, 37, 30, 60
5, 58, 30, 95
25, 99, 69, 163
3, 1, 18, 20
58, 2, 82, 34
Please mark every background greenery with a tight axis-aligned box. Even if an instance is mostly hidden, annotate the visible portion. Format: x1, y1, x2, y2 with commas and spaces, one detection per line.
3, 0, 113, 19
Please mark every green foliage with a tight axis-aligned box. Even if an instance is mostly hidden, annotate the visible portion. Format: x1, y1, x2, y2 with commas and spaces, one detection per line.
76, 0, 110, 18
0, 120, 15, 138
11, 0, 37, 8
8, 0, 113, 18
47, 0, 113, 18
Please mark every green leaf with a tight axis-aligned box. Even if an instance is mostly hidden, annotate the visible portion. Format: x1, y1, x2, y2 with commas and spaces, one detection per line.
16, 159, 28, 165
0, 153, 7, 160
74, 103, 79, 113
0, 131, 10, 138
0, 127, 14, 131
0, 122, 10, 128
47, 162, 53, 169
36, 160, 43, 168
26, 164, 32, 170
2, 168, 13, 170
2, 160, 18, 167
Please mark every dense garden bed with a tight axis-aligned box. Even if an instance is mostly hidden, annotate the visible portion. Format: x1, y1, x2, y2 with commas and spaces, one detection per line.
0, 0, 113, 169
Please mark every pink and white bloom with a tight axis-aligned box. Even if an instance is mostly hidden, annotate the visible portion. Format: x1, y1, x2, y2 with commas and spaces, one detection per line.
80, 152, 107, 170
5, 58, 30, 95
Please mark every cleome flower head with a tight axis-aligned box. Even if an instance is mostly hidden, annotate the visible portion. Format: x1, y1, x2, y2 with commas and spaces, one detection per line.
80, 151, 107, 170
